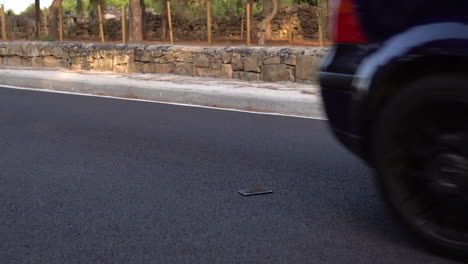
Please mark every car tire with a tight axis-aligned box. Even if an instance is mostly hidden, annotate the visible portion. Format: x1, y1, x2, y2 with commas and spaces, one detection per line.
372, 74, 468, 260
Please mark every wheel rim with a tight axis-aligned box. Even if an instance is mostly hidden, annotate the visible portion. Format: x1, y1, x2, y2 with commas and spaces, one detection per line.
383, 99, 468, 246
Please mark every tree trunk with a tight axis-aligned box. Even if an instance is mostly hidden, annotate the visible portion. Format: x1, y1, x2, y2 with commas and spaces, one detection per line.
49, 0, 63, 39
76, 0, 83, 14
257, 0, 278, 45
89, 0, 105, 20
35, 0, 42, 38
317, 0, 328, 46
262, 0, 272, 40
247, 0, 257, 44
160, 0, 167, 40
129, 0, 145, 42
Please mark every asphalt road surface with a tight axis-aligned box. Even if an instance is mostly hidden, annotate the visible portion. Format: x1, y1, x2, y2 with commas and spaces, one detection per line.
0, 87, 459, 263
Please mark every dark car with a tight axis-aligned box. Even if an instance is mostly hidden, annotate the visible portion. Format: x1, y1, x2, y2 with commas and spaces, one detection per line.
319, 0, 468, 259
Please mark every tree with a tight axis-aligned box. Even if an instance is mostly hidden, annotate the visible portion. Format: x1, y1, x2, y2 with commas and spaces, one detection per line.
261, 0, 271, 40
129, 0, 145, 42
89, 0, 106, 19
257, 0, 278, 45
35, 0, 42, 38
49, 0, 63, 39
247, 0, 257, 44
76, 0, 84, 14
316, 0, 327, 46
160, 0, 167, 40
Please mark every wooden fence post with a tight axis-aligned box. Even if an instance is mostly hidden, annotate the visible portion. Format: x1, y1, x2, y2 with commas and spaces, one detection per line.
166, 0, 173, 44
1, 5, 7, 41
59, 5, 63, 42
317, 9, 324, 46
246, 2, 251, 46
207, 0, 212, 45
288, 12, 293, 44
44, 8, 49, 36
121, 5, 126, 44
98, 5, 105, 43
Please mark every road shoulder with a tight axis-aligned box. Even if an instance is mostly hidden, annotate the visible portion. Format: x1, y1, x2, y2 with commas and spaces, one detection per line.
0, 67, 324, 118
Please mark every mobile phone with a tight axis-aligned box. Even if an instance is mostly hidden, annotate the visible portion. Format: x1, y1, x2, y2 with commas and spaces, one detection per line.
238, 188, 273, 196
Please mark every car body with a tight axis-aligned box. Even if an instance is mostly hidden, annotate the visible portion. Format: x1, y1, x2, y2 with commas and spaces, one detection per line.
320, 0, 468, 162
319, 0, 468, 259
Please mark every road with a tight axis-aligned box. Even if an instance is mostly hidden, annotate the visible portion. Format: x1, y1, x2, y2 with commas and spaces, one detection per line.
0, 87, 458, 263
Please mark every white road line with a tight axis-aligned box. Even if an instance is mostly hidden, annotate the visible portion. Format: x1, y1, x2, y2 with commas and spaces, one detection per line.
0, 84, 327, 120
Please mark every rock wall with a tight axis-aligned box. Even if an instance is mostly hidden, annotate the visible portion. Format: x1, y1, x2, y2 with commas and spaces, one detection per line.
0, 42, 328, 83
0, 6, 322, 41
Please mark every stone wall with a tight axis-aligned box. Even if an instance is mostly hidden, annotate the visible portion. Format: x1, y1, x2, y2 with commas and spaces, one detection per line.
0, 6, 322, 42
0, 42, 328, 83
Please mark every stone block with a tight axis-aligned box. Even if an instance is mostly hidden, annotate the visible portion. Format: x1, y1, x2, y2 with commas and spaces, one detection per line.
175, 52, 186, 62
231, 54, 243, 71
40, 46, 54, 56
70, 60, 93, 70
6, 46, 22, 56
128, 61, 144, 73
174, 63, 194, 76
221, 52, 232, 64
90, 50, 102, 59
44, 56, 69, 68
296, 55, 320, 80
94, 59, 114, 71
195, 55, 210, 68
100, 50, 115, 59
114, 54, 130, 65
154, 64, 175, 74
114, 64, 128, 73
285, 56, 296, 66
53, 46, 68, 59
135, 49, 152, 62
156, 54, 175, 63
263, 57, 280, 65
261, 64, 289, 82
143, 63, 155, 73
4, 56, 22, 66
287, 67, 296, 82
196, 67, 220, 78
211, 60, 222, 70
21, 57, 32, 67
70, 63, 84, 70
27, 46, 40, 57
69, 56, 95, 65
219, 64, 233, 79
152, 51, 164, 58
233, 71, 261, 81
213, 52, 222, 60
243, 56, 261, 72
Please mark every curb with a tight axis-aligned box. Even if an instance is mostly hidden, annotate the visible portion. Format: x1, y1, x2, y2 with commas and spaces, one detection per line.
0, 70, 325, 118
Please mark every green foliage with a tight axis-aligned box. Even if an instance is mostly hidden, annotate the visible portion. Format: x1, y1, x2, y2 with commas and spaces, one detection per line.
89, 0, 106, 18
41, 34, 56, 41
144, 0, 163, 13
213, 0, 246, 18
297, 0, 317, 5
107, 0, 129, 7
62, 0, 86, 12
20, 4, 36, 16
5, 9, 16, 16
17, 0, 318, 22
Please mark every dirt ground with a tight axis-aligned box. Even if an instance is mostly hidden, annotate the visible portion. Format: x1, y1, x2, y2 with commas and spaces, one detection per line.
7, 36, 331, 47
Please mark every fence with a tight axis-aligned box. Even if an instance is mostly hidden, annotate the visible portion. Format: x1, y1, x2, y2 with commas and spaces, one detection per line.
0, 4, 328, 47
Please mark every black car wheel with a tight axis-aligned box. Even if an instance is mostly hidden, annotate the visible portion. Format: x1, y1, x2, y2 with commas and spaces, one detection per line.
372, 74, 468, 259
